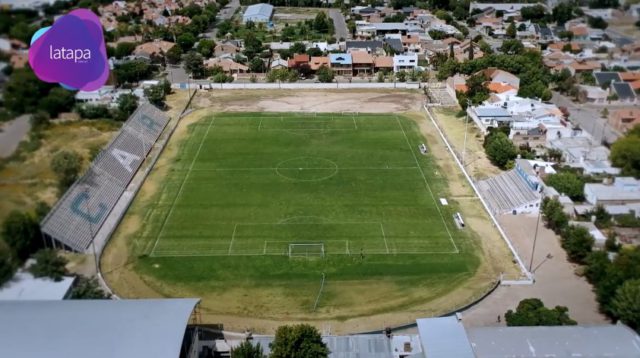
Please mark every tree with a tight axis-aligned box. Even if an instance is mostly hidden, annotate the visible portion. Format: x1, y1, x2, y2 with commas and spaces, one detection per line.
1, 210, 42, 261
177, 32, 196, 51
552, 2, 579, 25
396, 70, 407, 82
466, 72, 490, 105
506, 22, 517, 39
584, 251, 611, 285
165, 45, 183, 65
313, 12, 330, 33
114, 42, 136, 59
70, 276, 109, 299
144, 83, 167, 107
29, 249, 68, 281
610, 126, 640, 178
545, 172, 585, 201
561, 225, 594, 264
113, 60, 153, 86
116, 93, 138, 121
316, 66, 334, 83
505, 298, 577, 326
30, 111, 50, 130
290, 42, 306, 55
0, 242, 16, 286
231, 341, 265, 358
589, 0, 618, 9
197, 39, 215, 58
40, 87, 76, 117
4, 67, 55, 115
9, 21, 36, 44
588, 16, 608, 30
184, 51, 206, 79
520, 4, 547, 22
248, 57, 265, 73
51, 150, 83, 194
500, 39, 525, 55
541, 197, 569, 234
611, 279, 640, 331
485, 132, 517, 169
270, 324, 329, 358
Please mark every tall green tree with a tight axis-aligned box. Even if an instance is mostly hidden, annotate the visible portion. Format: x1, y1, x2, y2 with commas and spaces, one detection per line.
611, 279, 640, 331
40, 87, 76, 117
29, 249, 68, 281
505, 298, 577, 326
197, 39, 216, 58
485, 131, 517, 169
114, 42, 136, 59
0, 242, 17, 286
70, 276, 110, 299
541, 197, 569, 234
610, 126, 640, 178
545, 172, 585, 201
4, 67, 55, 115
165, 45, 183, 64
1, 210, 42, 261
561, 225, 594, 264
506, 22, 517, 38
116, 93, 139, 121
177, 32, 196, 51
184, 51, 206, 79
51, 150, 83, 194
316, 66, 334, 83
231, 341, 265, 358
270, 324, 329, 358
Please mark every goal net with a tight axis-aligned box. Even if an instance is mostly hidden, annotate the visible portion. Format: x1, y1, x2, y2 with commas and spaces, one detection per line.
288, 243, 325, 258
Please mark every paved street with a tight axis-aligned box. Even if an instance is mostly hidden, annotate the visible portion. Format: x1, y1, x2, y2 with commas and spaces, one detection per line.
329, 9, 349, 41
551, 91, 622, 144
205, 0, 240, 39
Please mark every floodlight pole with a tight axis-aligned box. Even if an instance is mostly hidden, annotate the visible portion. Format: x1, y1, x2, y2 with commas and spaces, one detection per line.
529, 191, 544, 274
462, 99, 471, 167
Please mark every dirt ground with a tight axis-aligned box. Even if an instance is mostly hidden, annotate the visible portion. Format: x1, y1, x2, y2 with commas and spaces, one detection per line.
193, 89, 424, 113
462, 213, 607, 327
101, 89, 519, 333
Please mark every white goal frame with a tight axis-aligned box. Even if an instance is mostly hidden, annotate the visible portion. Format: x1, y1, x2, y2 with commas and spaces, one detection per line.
288, 243, 325, 258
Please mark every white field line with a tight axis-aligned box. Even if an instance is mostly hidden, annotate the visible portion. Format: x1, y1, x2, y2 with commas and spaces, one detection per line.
228, 223, 238, 255
379, 223, 390, 254
352, 115, 358, 130
149, 115, 216, 256
395, 115, 459, 254
187, 167, 419, 171
149, 250, 460, 257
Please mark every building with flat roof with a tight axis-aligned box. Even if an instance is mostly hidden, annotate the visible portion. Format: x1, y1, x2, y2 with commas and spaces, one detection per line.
242, 3, 273, 24
0, 270, 75, 300
0, 299, 200, 358
585, 177, 640, 205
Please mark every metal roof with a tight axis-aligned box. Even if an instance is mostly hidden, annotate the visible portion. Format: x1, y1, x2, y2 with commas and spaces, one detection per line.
329, 53, 352, 65
466, 325, 640, 357
0, 270, 75, 300
473, 107, 512, 118
0, 299, 199, 358
612, 82, 637, 100
346, 40, 383, 51
243, 3, 273, 20
416, 317, 475, 358
593, 71, 622, 86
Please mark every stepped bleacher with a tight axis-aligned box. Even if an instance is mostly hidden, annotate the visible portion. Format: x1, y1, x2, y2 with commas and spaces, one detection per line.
40, 104, 169, 252
477, 169, 540, 215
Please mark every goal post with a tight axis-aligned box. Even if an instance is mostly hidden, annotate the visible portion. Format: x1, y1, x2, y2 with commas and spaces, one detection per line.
288, 243, 325, 258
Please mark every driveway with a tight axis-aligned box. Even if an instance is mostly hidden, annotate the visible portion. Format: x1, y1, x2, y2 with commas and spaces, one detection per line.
329, 9, 349, 41
0, 115, 31, 158
551, 91, 621, 144
461, 213, 607, 327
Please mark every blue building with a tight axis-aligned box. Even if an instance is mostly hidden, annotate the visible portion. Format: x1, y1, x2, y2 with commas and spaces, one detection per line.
242, 3, 274, 24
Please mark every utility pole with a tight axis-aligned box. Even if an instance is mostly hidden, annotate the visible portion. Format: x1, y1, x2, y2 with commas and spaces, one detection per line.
529, 192, 544, 273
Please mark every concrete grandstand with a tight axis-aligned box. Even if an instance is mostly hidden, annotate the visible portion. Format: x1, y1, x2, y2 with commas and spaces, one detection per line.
40, 104, 169, 252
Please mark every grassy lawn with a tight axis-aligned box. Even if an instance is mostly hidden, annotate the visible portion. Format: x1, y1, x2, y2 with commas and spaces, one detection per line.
122, 112, 482, 319
0, 119, 120, 223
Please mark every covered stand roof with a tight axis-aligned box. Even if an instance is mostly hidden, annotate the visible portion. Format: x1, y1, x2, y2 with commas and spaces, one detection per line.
0, 299, 199, 358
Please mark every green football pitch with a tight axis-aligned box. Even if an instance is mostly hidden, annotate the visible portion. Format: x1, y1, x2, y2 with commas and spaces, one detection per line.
142, 112, 463, 258
125, 112, 484, 319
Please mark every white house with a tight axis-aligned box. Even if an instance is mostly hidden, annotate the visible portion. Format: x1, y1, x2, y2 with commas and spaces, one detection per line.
74, 86, 115, 105
392, 54, 418, 72
585, 177, 640, 206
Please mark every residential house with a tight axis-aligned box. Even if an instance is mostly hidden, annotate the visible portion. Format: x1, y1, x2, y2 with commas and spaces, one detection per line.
75, 86, 116, 106
270, 58, 288, 70
345, 40, 384, 55
510, 125, 547, 151
446, 74, 468, 99
568, 24, 589, 41
243, 3, 273, 24
287, 54, 310, 69
482, 68, 520, 89
309, 56, 330, 72
204, 58, 249, 74
570, 221, 607, 247
329, 53, 352, 76
467, 106, 513, 134
214, 42, 241, 57
578, 85, 608, 104
585, 177, 640, 205
549, 135, 620, 175
351, 51, 374, 75
608, 108, 640, 133
454, 40, 484, 62
393, 54, 417, 72
133, 40, 175, 59
373, 56, 393, 73
401, 33, 421, 54
611, 82, 637, 103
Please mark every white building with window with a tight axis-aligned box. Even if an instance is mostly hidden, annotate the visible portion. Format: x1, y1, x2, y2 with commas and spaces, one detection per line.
392, 54, 418, 72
